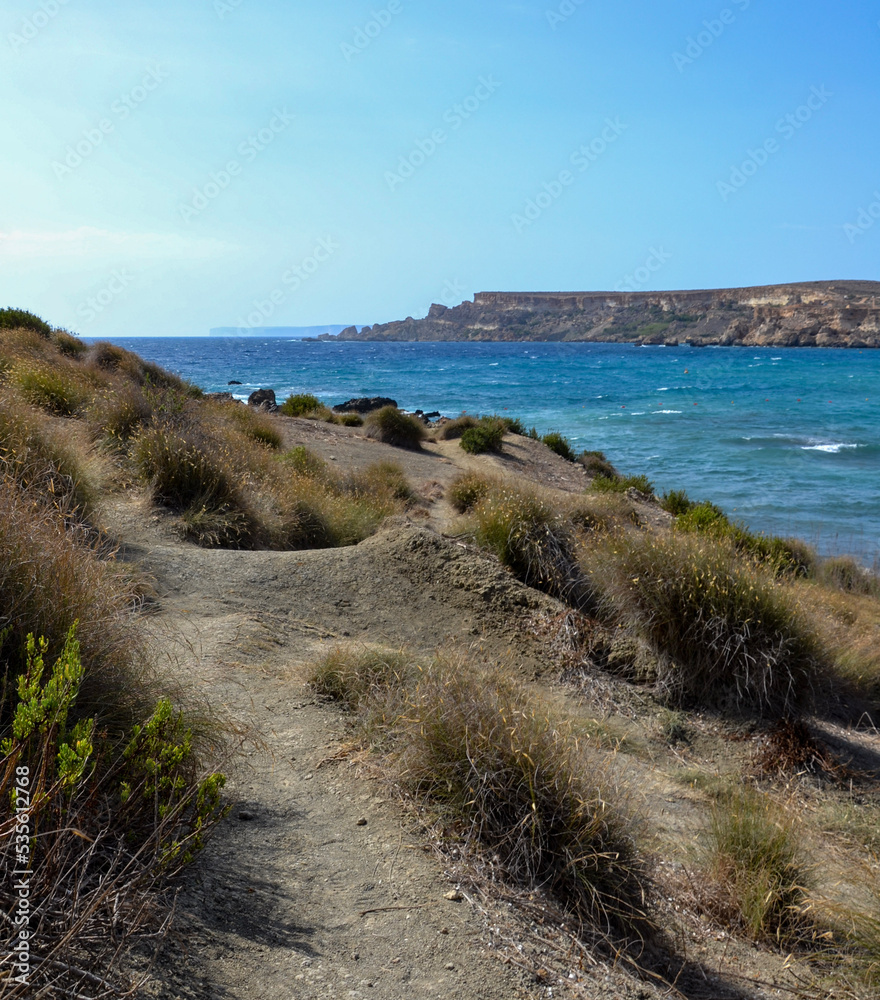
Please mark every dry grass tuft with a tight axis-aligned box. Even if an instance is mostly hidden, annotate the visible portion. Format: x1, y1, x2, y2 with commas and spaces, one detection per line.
580, 531, 823, 715
698, 786, 813, 942
310, 647, 645, 934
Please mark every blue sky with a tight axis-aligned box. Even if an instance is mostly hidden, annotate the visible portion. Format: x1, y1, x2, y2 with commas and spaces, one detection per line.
1, 0, 879, 335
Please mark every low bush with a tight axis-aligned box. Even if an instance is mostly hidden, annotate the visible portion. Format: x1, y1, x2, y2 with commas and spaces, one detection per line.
310, 649, 643, 931
659, 488, 694, 516
580, 531, 822, 714
132, 423, 258, 547
460, 422, 504, 454
281, 445, 327, 477
347, 460, 415, 504
364, 406, 425, 450
279, 392, 321, 417
339, 412, 363, 427
8, 360, 97, 416
542, 431, 575, 462
580, 450, 619, 479
592, 473, 655, 496
0, 306, 52, 336
0, 393, 96, 516
466, 482, 593, 608
819, 555, 879, 596
434, 414, 478, 440
448, 472, 492, 513
675, 502, 816, 577
701, 787, 812, 941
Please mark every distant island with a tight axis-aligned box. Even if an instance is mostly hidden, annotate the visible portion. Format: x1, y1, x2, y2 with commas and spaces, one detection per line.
310, 281, 880, 347
210, 325, 359, 337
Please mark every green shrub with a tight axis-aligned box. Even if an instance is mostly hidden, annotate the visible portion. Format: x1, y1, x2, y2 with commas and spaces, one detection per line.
496, 415, 526, 435
542, 431, 575, 462
279, 393, 321, 417
592, 473, 655, 496
364, 406, 425, 450
0, 307, 52, 336
339, 412, 363, 427
702, 787, 812, 941
581, 531, 822, 714
659, 489, 694, 516
448, 472, 491, 513
579, 450, 619, 479
460, 422, 504, 454
0, 626, 226, 993
676, 500, 726, 531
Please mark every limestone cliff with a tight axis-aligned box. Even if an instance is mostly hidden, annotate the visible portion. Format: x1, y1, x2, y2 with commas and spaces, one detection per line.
317, 281, 880, 347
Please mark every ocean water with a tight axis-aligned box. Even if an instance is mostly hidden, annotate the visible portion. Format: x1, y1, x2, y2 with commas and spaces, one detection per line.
99, 337, 880, 565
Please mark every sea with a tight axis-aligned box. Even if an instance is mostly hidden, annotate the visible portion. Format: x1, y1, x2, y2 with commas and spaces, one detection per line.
95, 337, 880, 566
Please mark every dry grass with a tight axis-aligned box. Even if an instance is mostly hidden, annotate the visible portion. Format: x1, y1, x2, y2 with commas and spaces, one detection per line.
310, 647, 645, 934
579, 530, 824, 714
363, 406, 425, 449
698, 786, 813, 942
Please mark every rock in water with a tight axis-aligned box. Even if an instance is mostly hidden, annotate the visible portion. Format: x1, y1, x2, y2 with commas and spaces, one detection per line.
248, 388, 278, 412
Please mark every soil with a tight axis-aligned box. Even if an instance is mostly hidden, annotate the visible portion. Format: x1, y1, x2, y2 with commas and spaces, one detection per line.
100, 417, 880, 1000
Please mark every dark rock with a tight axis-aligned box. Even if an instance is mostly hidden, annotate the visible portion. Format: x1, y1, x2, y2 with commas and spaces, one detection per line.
332, 396, 398, 414
228, 380, 242, 385
424, 411, 441, 419
205, 392, 236, 403
248, 388, 277, 412
238, 810, 256, 822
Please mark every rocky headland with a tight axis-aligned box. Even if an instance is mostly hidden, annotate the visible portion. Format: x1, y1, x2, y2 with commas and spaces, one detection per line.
316, 280, 880, 347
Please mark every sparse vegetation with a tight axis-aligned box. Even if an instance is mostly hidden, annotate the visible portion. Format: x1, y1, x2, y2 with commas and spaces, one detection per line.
364, 405, 425, 449
700, 786, 812, 941
580, 531, 822, 713
541, 431, 576, 462
448, 471, 492, 512
580, 449, 619, 478
592, 472, 655, 496
310, 648, 644, 933
460, 421, 504, 454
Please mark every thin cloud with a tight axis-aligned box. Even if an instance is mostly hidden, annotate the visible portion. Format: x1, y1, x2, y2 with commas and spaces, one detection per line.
0, 227, 238, 261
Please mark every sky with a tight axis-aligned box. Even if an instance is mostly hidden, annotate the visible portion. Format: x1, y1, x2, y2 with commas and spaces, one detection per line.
1, 0, 879, 336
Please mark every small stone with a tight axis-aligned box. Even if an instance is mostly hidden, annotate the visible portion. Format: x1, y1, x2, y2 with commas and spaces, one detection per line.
444, 890, 463, 902
445, 962, 455, 970
238, 811, 256, 822
439, 927, 449, 934
352, 952, 359, 961
356, 817, 368, 826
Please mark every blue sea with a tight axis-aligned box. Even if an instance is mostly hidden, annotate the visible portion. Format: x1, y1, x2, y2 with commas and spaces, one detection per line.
98, 338, 880, 566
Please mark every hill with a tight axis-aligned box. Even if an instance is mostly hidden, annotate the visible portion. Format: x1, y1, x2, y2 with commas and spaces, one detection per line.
3, 309, 880, 999
317, 280, 880, 347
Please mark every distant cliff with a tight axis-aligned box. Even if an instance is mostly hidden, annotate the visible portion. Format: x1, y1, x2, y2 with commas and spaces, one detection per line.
317, 281, 880, 347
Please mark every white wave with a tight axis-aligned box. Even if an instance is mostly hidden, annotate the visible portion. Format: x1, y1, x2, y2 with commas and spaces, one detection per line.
655, 409, 682, 414
802, 443, 860, 453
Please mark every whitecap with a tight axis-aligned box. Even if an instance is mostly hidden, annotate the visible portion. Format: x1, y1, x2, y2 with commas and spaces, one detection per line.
801, 443, 860, 453
655, 409, 682, 414
657, 387, 669, 391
